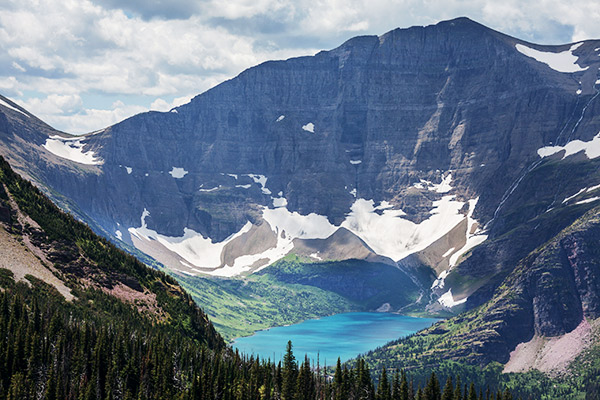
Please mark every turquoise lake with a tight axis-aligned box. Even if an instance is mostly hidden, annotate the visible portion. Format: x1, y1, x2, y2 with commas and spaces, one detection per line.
232, 312, 439, 365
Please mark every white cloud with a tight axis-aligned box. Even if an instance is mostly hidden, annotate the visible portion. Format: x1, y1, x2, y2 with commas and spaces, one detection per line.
150, 95, 193, 112
1, 0, 599, 133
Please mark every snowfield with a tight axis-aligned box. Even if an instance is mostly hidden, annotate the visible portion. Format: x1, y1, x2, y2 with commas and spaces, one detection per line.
537, 132, 600, 160
515, 42, 587, 73
43, 135, 103, 165
127, 171, 488, 278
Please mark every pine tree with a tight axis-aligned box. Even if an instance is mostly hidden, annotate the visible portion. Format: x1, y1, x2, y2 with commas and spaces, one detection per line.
392, 371, 401, 400
296, 355, 314, 400
334, 358, 343, 400
377, 367, 391, 400
424, 372, 441, 400
453, 376, 462, 400
282, 341, 297, 400
468, 383, 477, 400
442, 377, 454, 400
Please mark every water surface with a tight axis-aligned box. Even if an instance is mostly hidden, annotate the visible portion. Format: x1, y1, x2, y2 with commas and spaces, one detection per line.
232, 312, 438, 365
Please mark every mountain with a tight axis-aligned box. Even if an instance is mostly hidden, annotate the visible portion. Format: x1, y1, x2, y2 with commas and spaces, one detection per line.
1, 16, 600, 372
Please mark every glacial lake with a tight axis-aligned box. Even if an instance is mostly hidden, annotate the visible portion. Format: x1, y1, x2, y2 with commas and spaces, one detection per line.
232, 312, 439, 365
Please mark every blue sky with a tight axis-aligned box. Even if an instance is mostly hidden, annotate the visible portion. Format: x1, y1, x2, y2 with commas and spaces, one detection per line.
1, 0, 598, 133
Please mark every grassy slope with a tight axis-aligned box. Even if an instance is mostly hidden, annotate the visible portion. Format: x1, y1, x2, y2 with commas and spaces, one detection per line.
175, 272, 358, 341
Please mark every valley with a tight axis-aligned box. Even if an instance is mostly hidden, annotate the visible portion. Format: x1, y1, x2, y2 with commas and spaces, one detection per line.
1, 15, 600, 398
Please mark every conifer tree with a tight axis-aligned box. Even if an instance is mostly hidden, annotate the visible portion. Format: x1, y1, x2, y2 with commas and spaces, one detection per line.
424, 372, 441, 400
442, 376, 454, 400
334, 358, 344, 400
392, 371, 401, 400
282, 341, 297, 400
468, 383, 477, 400
296, 355, 314, 400
377, 367, 391, 400
453, 376, 462, 400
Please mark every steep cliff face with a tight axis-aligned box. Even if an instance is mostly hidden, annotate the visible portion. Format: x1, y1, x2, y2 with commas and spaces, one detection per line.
71, 17, 598, 242
1, 17, 600, 320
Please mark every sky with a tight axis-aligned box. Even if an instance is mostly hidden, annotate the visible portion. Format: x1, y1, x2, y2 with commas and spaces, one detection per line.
1, 0, 599, 134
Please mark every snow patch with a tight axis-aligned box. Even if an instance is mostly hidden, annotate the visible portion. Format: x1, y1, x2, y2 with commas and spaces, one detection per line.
449, 198, 488, 267
272, 196, 288, 208
341, 195, 465, 261
236, 184, 251, 189
0, 98, 29, 118
575, 197, 600, 205
350, 160, 362, 165
563, 188, 587, 203
587, 184, 600, 193
228, 207, 338, 274
125, 166, 132, 174
115, 230, 123, 240
129, 208, 253, 276
537, 132, 600, 160
302, 122, 315, 133
576, 89, 582, 95
515, 42, 588, 73
429, 173, 453, 193
442, 247, 456, 258
246, 174, 271, 195
227, 174, 238, 179
438, 289, 467, 308
169, 167, 188, 179
43, 135, 102, 165
431, 270, 448, 290
310, 252, 322, 261
199, 186, 221, 192
276, 115, 285, 122
263, 207, 337, 240
349, 188, 357, 198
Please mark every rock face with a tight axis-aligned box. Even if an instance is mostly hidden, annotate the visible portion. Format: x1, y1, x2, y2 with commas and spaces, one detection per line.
1, 17, 600, 339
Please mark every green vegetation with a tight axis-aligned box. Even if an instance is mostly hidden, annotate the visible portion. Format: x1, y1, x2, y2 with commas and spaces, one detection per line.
174, 272, 357, 341
259, 255, 420, 310
172, 254, 423, 341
